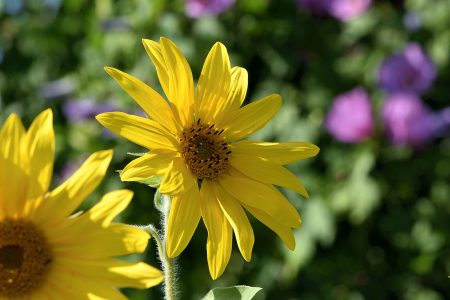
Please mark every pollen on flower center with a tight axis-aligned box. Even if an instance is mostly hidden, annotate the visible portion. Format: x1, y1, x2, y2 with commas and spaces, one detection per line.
180, 119, 231, 180
0, 219, 52, 298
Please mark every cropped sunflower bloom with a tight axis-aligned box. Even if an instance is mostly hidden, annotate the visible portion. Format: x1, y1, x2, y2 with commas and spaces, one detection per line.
97, 37, 319, 279
0, 110, 163, 299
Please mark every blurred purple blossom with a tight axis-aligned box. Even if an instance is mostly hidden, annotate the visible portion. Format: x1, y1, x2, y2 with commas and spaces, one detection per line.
39, 78, 74, 100
324, 87, 373, 143
185, 0, 235, 18
296, 0, 331, 15
378, 43, 437, 95
3, 0, 24, 15
435, 107, 450, 138
329, 0, 372, 21
403, 12, 422, 32
296, 0, 371, 20
381, 93, 447, 148
63, 98, 116, 122
101, 18, 130, 32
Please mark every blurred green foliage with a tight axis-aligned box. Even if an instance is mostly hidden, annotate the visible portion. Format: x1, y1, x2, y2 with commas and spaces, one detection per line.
1, 0, 449, 299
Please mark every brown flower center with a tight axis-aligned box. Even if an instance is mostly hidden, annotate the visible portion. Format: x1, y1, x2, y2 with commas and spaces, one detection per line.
180, 119, 231, 180
0, 219, 52, 298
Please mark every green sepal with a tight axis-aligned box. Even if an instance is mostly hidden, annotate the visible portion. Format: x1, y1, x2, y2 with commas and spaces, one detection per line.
203, 286, 262, 300
127, 152, 147, 157
116, 170, 162, 188
153, 189, 164, 213
139, 176, 162, 188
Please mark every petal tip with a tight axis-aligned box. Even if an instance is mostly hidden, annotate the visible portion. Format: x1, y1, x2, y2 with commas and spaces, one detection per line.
41, 108, 53, 118
95, 112, 109, 122
287, 241, 296, 251
96, 149, 114, 162
312, 145, 320, 156
243, 252, 252, 262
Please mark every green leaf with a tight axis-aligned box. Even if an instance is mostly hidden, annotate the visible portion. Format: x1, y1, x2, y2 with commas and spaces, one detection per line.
239, 0, 269, 14
203, 286, 262, 300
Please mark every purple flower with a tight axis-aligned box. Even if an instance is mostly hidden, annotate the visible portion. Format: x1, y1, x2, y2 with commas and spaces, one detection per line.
403, 12, 422, 32
296, 0, 331, 15
185, 0, 235, 18
378, 43, 437, 94
329, 0, 372, 21
324, 87, 373, 143
63, 98, 116, 122
381, 93, 442, 148
433, 107, 450, 139
38, 78, 75, 100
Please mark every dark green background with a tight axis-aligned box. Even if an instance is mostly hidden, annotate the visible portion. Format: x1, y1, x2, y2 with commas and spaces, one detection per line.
1, 0, 449, 299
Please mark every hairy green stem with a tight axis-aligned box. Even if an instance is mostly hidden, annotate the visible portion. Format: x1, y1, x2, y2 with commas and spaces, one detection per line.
143, 194, 177, 300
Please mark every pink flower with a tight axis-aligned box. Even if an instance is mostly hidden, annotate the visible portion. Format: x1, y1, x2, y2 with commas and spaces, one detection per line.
296, 0, 371, 21
185, 0, 235, 18
324, 87, 373, 143
329, 0, 372, 21
382, 93, 438, 148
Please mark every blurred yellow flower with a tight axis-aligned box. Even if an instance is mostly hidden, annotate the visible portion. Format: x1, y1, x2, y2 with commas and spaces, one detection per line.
0, 110, 163, 299
97, 37, 319, 279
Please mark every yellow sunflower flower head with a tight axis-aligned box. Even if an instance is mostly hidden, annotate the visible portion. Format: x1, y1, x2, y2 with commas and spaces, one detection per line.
97, 37, 320, 279
0, 109, 163, 298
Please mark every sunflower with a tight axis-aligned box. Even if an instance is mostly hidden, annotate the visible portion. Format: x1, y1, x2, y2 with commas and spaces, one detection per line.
97, 37, 319, 279
0, 109, 163, 299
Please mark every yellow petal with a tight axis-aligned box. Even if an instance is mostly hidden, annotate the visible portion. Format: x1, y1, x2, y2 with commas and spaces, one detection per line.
0, 113, 27, 216
33, 150, 112, 225
232, 140, 320, 164
216, 66, 248, 130
219, 174, 301, 228
56, 258, 163, 289
104, 67, 178, 133
0, 147, 27, 218
223, 94, 281, 141
46, 262, 129, 299
214, 182, 254, 261
196, 42, 231, 124
88, 190, 133, 226
166, 186, 201, 257
25, 109, 55, 199
243, 204, 296, 250
142, 39, 171, 108
96, 112, 179, 151
89, 293, 127, 300
0, 113, 25, 163
0, 201, 4, 219
107, 261, 163, 289
160, 157, 196, 195
229, 66, 248, 108
121, 151, 176, 182
229, 152, 309, 197
160, 37, 194, 126
199, 180, 232, 280
50, 223, 149, 259
28, 282, 68, 299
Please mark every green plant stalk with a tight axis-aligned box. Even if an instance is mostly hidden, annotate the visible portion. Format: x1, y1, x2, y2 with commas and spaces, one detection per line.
143, 194, 177, 300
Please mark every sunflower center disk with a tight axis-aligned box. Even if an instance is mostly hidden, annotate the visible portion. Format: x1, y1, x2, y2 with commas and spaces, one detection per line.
180, 120, 231, 180
0, 219, 52, 298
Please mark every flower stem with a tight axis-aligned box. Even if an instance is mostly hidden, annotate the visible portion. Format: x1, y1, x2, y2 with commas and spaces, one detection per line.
143, 194, 177, 300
